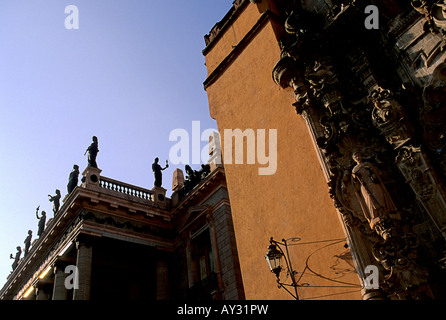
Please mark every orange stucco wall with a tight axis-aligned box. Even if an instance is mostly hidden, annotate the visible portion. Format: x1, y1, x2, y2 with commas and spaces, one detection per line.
205, 4, 262, 75
204, 1, 362, 300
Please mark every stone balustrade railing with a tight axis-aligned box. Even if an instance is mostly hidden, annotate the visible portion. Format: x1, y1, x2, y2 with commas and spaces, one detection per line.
99, 176, 154, 201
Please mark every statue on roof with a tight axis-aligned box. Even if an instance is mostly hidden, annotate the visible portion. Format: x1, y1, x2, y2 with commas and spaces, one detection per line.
36, 206, 47, 238
200, 164, 211, 179
10, 246, 22, 271
85, 136, 99, 168
152, 157, 169, 188
67, 164, 80, 194
183, 165, 200, 194
180, 164, 212, 198
48, 189, 61, 214
23, 230, 32, 256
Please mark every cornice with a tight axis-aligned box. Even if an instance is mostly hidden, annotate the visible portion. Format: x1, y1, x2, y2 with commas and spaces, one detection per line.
203, 9, 282, 90
202, 0, 250, 55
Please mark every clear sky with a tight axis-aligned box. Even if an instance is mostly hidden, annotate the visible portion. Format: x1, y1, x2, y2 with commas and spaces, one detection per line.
0, 1, 234, 286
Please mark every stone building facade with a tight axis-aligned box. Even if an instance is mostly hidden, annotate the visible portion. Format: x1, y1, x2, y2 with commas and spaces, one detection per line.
0, 142, 244, 300
203, 0, 446, 299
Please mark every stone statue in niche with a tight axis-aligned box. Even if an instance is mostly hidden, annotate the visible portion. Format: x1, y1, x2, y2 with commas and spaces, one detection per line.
152, 157, 169, 188
351, 152, 400, 241
67, 164, 80, 194
48, 189, 61, 214
23, 230, 32, 256
36, 206, 46, 238
10, 246, 22, 271
85, 136, 99, 168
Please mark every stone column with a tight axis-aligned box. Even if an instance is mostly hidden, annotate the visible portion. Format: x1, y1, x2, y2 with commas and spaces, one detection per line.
73, 240, 93, 300
36, 285, 49, 300
52, 264, 68, 300
185, 236, 196, 287
156, 258, 169, 300
206, 214, 224, 299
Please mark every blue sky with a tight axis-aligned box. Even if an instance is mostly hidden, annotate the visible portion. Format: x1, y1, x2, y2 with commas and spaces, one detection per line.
0, 1, 233, 286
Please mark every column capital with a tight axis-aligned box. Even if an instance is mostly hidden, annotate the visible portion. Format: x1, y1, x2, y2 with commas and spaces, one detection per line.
75, 234, 93, 249
53, 261, 69, 274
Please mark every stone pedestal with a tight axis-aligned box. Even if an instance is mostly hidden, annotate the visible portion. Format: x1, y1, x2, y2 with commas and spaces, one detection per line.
81, 166, 102, 188
151, 186, 167, 203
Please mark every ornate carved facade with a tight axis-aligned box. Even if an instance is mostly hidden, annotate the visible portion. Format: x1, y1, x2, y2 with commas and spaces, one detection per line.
272, 0, 446, 299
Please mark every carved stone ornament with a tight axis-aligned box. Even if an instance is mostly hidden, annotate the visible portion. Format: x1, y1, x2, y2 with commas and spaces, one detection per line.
421, 62, 446, 155
272, 55, 311, 114
272, 55, 299, 89
412, 0, 446, 36
305, 58, 343, 116
396, 145, 446, 239
369, 87, 414, 149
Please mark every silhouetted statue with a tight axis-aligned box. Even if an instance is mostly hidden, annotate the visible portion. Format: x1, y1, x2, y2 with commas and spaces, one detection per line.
85, 136, 99, 168
48, 189, 61, 214
23, 230, 32, 256
36, 207, 47, 238
179, 164, 213, 199
152, 157, 169, 187
183, 165, 200, 193
67, 165, 80, 194
200, 164, 211, 179
185, 165, 200, 182
10, 246, 22, 271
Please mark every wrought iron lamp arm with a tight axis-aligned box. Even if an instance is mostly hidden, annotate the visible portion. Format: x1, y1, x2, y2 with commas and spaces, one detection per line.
269, 238, 300, 300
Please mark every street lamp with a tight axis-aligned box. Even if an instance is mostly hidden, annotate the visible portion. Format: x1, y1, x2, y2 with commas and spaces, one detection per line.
266, 242, 283, 278
265, 237, 300, 300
